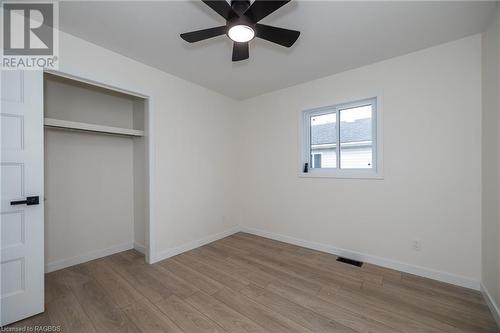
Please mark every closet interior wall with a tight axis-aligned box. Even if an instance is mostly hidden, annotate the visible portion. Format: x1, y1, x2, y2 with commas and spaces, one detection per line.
43, 73, 147, 271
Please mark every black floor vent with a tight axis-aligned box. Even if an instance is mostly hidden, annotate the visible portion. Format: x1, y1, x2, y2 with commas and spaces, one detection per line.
336, 256, 363, 267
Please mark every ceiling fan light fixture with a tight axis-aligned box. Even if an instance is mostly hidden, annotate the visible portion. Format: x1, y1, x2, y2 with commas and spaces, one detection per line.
180, 0, 300, 61
228, 25, 255, 42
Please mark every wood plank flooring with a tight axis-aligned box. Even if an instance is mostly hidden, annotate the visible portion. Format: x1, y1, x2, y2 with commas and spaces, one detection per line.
8, 232, 500, 332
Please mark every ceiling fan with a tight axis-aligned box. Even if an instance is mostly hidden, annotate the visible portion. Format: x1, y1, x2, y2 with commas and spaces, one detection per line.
180, 0, 300, 61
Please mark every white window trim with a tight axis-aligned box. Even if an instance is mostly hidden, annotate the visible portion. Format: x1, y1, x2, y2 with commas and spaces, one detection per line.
299, 96, 383, 179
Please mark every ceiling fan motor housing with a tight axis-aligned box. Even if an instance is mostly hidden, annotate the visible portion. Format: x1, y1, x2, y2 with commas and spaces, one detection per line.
231, 0, 251, 15
226, 15, 255, 31
228, 0, 255, 31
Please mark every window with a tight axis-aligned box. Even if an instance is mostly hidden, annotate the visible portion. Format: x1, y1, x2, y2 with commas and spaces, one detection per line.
301, 97, 382, 178
312, 153, 322, 168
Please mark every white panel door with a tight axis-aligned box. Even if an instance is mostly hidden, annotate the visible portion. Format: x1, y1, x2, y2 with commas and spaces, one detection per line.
1, 70, 44, 326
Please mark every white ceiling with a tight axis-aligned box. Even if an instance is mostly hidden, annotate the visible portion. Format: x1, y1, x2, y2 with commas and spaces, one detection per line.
59, 1, 496, 99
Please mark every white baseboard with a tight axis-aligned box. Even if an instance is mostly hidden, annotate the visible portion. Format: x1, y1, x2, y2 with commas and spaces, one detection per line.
44, 225, 481, 292
45, 242, 134, 273
240, 226, 480, 290
481, 283, 500, 328
152, 226, 241, 263
134, 242, 146, 254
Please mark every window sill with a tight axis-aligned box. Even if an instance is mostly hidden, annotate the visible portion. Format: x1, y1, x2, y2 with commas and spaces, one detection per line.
298, 172, 384, 180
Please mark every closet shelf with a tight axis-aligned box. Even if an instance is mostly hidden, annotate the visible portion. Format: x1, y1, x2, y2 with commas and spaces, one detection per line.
44, 118, 144, 137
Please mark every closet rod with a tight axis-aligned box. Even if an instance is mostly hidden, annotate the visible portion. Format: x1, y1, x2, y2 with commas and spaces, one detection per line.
44, 118, 144, 137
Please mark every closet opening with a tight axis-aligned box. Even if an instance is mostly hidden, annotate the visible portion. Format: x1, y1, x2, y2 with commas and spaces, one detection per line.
43, 71, 150, 272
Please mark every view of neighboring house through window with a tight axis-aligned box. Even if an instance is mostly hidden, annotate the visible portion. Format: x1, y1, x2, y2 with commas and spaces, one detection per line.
339, 104, 373, 169
303, 97, 380, 177
310, 113, 336, 168
312, 153, 322, 168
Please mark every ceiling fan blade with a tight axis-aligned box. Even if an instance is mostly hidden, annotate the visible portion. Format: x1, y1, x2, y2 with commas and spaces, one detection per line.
180, 26, 227, 43
202, 0, 237, 20
244, 0, 290, 22
232, 42, 249, 61
255, 23, 300, 47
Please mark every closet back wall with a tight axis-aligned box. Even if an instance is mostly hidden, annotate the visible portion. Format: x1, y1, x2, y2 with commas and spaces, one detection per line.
44, 77, 136, 271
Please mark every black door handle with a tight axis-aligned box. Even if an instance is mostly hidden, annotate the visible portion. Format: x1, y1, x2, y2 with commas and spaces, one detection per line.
11, 196, 40, 206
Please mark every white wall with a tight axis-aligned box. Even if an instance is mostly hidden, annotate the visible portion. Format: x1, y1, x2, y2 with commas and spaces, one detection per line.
55, 30, 239, 262
482, 4, 500, 317
236, 36, 482, 287
44, 129, 135, 267
133, 99, 147, 251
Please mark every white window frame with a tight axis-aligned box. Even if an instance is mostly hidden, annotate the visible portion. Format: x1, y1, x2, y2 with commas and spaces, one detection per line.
299, 96, 383, 179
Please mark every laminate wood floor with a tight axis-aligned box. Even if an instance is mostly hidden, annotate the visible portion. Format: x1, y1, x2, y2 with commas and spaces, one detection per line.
8, 232, 500, 332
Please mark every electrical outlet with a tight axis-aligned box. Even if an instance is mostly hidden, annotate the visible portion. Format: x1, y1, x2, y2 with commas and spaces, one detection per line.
412, 240, 422, 251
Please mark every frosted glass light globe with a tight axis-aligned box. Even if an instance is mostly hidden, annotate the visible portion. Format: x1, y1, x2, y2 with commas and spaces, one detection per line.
228, 25, 255, 42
